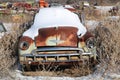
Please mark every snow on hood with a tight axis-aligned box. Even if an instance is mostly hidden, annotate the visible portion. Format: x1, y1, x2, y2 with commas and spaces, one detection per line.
23, 7, 87, 39
64, 5, 75, 9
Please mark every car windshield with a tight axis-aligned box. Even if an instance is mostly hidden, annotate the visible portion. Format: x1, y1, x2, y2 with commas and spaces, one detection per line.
0, 23, 6, 32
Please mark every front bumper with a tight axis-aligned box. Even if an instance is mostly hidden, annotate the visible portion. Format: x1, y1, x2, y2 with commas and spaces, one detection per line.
20, 47, 96, 65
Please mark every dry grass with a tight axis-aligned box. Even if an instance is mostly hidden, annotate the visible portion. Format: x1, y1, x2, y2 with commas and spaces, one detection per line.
0, 13, 32, 23
84, 6, 111, 21
0, 24, 27, 78
0, 12, 93, 78
0, 5, 120, 79
0, 14, 32, 78
22, 63, 92, 77
94, 18, 120, 74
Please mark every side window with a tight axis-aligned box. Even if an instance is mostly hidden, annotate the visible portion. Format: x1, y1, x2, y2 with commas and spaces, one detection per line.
0, 23, 6, 32
75, 12, 85, 26
79, 12, 85, 25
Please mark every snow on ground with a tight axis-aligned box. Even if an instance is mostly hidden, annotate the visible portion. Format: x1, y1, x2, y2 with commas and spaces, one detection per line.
94, 6, 114, 15
85, 20, 100, 31
94, 6, 114, 11
2, 64, 120, 80
7, 70, 103, 80
1, 70, 118, 80
85, 15, 120, 31
0, 32, 5, 38
105, 16, 120, 21
3, 23, 14, 32
3, 23, 20, 32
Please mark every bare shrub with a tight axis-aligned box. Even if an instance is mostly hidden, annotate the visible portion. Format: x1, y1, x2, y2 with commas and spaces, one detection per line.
94, 19, 120, 74
0, 14, 33, 78
0, 24, 26, 78
22, 61, 93, 77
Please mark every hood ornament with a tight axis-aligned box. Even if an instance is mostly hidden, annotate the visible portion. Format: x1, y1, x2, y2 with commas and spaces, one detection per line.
46, 35, 65, 45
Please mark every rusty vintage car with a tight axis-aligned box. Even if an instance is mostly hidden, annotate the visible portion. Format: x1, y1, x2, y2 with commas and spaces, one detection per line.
18, 7, 97, 70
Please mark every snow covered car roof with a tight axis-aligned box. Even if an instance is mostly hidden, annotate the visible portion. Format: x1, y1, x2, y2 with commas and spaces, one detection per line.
23, 7, 87, 39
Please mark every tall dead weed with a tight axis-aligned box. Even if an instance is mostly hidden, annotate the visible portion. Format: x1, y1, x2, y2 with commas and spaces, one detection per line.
0, 23, 28, 78
94, 19, 120, 74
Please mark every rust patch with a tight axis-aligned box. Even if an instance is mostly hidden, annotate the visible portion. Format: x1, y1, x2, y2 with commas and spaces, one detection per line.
65, 8, 76, 12
19, 36, 34, 44
79, 31, 94, 42
35, 26, 78, 47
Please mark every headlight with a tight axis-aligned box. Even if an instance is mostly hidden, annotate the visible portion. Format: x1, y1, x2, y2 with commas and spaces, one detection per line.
19, 41, 29, 50
86, 37, 95, 48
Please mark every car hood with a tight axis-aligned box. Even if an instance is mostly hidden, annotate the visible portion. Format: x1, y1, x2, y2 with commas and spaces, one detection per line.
23, 7, 87, 39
